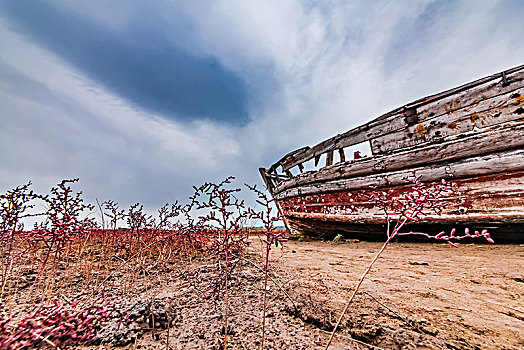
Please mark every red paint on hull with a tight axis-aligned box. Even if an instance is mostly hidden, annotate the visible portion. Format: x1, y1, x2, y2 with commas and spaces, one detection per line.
277, 171, 524, 242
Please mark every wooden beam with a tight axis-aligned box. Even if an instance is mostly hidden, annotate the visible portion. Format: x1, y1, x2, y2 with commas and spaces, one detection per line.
338, 148, 345, 163
314, 155, 321, 167
274, 119, 524, 193
371, 87, 524, 154
272, 170, 281, 182
258, 167, 274, 194
268, 146, 310, 173
274, 149, 524, 199
325, 150, 334, 166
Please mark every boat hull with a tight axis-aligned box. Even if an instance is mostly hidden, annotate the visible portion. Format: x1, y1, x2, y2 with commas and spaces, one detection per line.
277, 171, 524, 243
282, 217, 524, 243
261, 65, 524, 242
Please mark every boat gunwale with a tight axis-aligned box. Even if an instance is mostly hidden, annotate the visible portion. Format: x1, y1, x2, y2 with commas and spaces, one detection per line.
272, 149, 524, 200
271, 118, 524, 195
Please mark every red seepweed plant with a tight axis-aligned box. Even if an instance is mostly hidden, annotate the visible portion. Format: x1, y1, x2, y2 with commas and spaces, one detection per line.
246, 183, 287, 350
0, 182, 42, 244
0, 293, 115, 349
325, 172, 495, 349
6, 174, 480, 348
2, 178, 223, 348
126, 203, 154, 241
31, 179, 95, 291
0, 182, 46, 299
189, 176, 251, 349
102, 200, 126, 232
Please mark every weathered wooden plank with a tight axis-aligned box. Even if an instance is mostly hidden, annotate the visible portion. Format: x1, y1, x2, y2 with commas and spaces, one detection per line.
258, 167, 273, 193
396, 64, 524, 115
314, 155, 321, 166
414, 71, 523, 120
276, 66, 524, 171
278, 171, 524, 225
371, 88, 524, 153
268, 146, 309, 173
325, 150, 334, 167
274, 149, 524, 199
428, 93, 524, 139
338, 148, 345, 163
274, 119, 524, 193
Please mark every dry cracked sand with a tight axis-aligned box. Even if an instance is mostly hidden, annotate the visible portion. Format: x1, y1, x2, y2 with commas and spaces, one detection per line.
81, 239, 524, 350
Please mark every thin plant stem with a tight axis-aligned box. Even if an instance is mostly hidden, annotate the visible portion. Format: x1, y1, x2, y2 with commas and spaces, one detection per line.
362, 291, 413, 328
320, 329, 386, 350
261, 245, 270, 350
223, 235, 229, 350
239, 257, 297, 310
324, 236, 392, 349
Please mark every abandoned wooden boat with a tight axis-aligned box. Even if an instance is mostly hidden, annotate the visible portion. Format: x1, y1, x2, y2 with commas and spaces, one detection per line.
260, 65, 524, 243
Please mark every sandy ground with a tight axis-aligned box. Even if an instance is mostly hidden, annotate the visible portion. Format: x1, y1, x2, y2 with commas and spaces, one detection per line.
86, 239, 524, 350
276, 240, 524, 349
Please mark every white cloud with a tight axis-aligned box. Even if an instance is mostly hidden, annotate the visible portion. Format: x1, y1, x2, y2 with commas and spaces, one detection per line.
201, 0, 524, 150
1, 0, 523, 213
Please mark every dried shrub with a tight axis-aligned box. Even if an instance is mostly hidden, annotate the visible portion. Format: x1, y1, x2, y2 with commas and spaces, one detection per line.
32, 179, 95, 276
189, 177, 251, 349
246, 183, 286, 349
0, 182, 44, 298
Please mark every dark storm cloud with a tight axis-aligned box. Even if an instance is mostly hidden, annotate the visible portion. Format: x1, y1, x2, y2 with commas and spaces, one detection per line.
0, 1, 250, 124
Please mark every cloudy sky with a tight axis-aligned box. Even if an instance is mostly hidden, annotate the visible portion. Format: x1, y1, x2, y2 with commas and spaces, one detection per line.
1, 0, 523, 211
